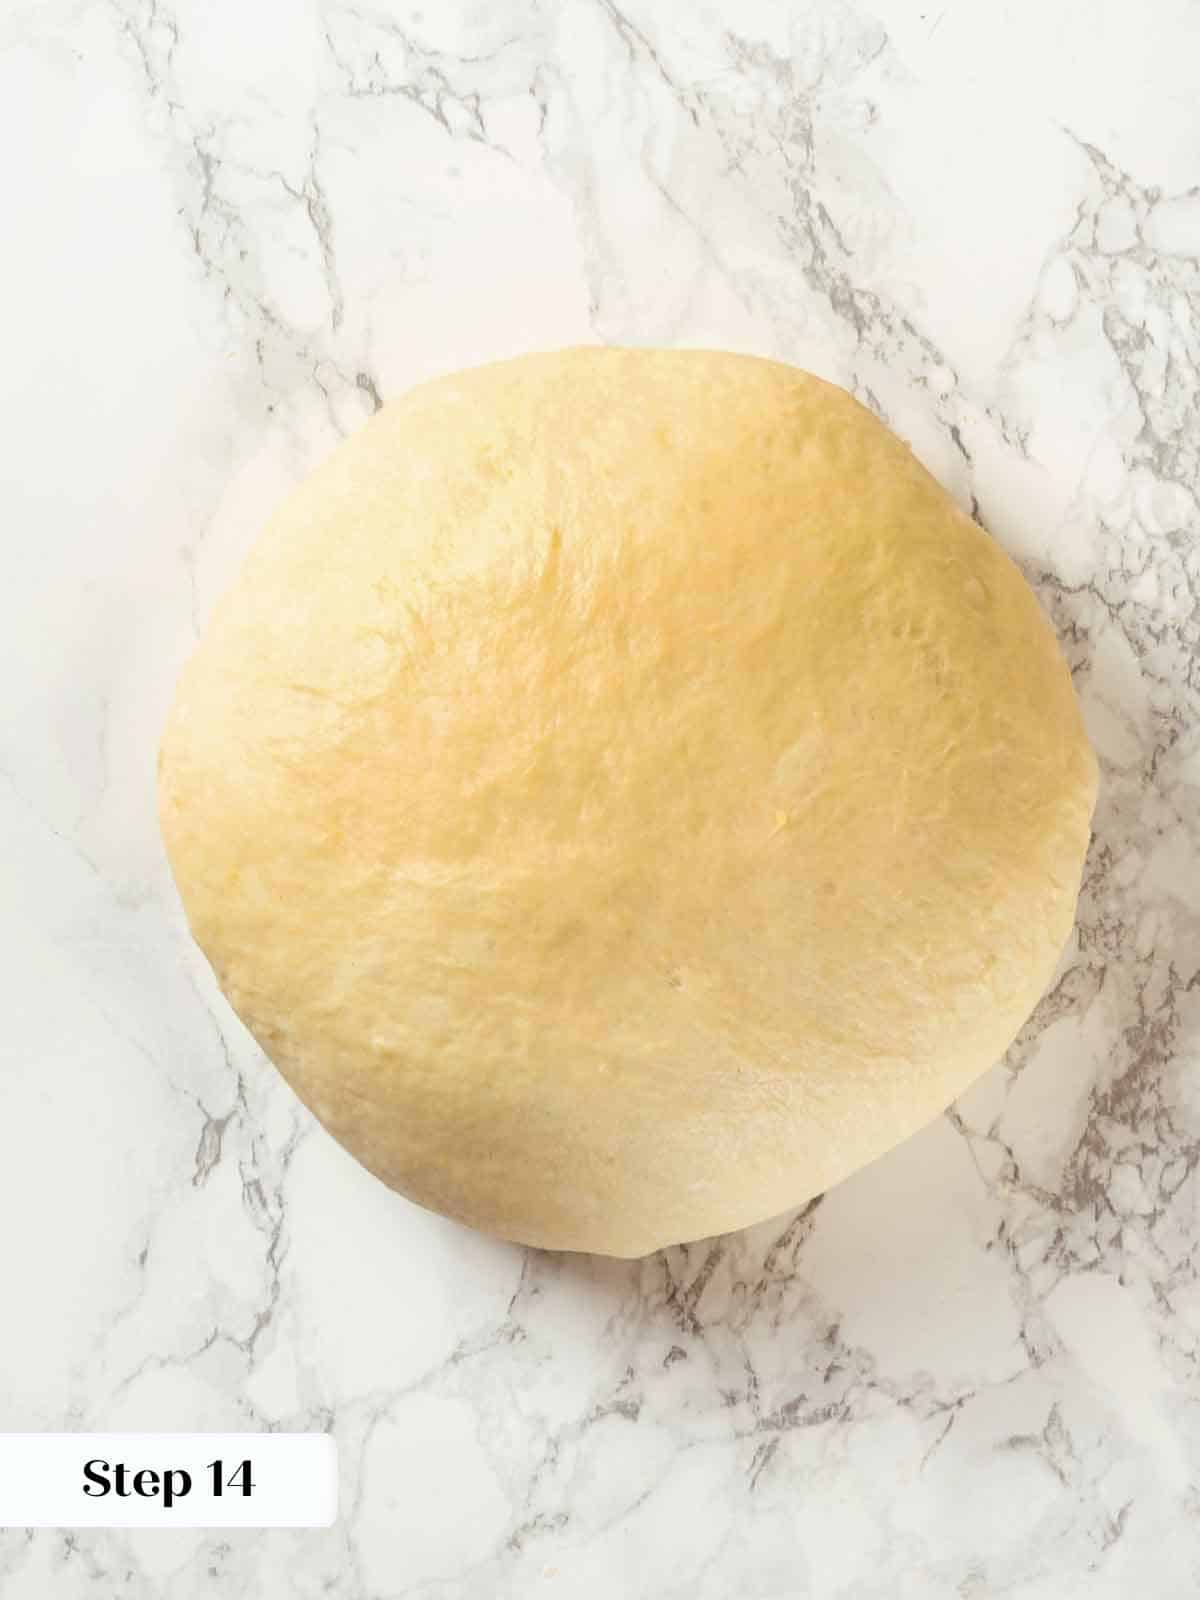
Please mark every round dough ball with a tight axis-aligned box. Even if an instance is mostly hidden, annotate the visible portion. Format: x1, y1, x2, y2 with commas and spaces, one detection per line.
159, 348, 1096, 1257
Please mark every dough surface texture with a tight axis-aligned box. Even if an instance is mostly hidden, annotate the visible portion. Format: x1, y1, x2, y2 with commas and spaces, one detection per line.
159, 348, 1097, 1256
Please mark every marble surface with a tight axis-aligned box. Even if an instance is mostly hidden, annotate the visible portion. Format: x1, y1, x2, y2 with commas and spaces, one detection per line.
2, 0, 1198, 1593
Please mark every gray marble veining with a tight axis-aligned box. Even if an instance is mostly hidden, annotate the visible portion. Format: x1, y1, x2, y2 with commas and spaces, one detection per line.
1, 0, 1197, 1594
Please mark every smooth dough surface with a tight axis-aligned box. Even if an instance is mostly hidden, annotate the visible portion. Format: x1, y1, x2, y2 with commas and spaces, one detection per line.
159, 348, 1097, 1257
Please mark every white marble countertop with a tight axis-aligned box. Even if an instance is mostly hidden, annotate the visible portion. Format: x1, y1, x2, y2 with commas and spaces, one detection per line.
3, 0, 1199, 1594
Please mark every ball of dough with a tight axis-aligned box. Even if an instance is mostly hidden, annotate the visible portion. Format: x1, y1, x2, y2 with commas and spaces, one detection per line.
159, 348, 1096, 1256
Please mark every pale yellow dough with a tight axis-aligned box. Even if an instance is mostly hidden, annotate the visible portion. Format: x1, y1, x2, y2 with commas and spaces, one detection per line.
159, 348, 1097, 1256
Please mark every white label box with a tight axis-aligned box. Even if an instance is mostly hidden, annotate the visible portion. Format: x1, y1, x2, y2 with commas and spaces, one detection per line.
0, 1434, 338, 1528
